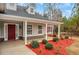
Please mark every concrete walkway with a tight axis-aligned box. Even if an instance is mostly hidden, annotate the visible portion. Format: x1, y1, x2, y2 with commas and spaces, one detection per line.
0, 40, 36, 55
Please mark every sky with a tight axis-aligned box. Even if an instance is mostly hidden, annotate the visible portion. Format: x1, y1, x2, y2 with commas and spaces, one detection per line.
58, 3, 74, 18
35, 3, 74, 18
19, 3, 75, 18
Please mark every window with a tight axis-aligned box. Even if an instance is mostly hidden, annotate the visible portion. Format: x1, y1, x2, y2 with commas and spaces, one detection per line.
6, 3, 17, 11
10, 3, 15, 7
27, 25, 32, 35
47, 27, 52, 33
30, 8, 34, 13
38, 25, 42, 34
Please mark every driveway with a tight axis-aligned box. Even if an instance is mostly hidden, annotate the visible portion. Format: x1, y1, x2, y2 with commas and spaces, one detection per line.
0, 40, 36, 55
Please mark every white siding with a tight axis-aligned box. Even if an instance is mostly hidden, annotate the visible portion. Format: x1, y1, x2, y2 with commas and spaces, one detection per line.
0, 22, 4, 38
27, 22, 46, 36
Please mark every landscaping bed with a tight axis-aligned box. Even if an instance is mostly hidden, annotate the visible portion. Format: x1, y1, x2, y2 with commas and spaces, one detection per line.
26, 39, 74, 55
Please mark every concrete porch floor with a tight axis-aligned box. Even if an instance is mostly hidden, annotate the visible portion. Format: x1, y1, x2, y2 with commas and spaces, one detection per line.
0, 40, 36, 55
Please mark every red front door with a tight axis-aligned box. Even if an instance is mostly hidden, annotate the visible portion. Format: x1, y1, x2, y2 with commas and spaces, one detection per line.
8, 24, 15, 40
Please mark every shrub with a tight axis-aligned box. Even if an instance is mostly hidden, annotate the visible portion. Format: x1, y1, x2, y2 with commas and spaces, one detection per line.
45, 43, 53, 50
42, 39, 48, 44
31, 41, 39, 48
53, 37, 59, 42
65, 35, 69, 39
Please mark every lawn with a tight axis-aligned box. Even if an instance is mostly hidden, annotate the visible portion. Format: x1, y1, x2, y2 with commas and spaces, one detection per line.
26, 39, 74, 55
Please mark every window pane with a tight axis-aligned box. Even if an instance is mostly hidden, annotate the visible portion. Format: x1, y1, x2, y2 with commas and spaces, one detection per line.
47, 27, 52, 33
31, 8, 34, 13
38, 25, 42, 34
27, 25, 32, 35
27, 25, 32, 29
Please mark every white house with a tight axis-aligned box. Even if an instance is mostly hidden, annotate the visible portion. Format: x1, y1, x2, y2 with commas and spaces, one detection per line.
0, 3, 63, 45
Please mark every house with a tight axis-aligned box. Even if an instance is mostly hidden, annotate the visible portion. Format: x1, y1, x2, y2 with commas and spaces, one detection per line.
0, 3, 63, 44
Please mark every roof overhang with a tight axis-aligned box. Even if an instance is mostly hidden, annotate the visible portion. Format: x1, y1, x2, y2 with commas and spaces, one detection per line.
0, 14, 63, 25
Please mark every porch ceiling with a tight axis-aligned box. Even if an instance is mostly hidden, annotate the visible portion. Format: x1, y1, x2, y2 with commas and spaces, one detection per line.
0, 14, 63, 25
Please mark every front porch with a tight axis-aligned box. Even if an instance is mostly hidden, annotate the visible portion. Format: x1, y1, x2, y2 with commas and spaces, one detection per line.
0, 14, 63, 45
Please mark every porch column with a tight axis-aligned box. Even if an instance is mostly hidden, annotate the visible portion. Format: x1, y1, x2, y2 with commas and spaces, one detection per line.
45, 24, 48, 40
16, 24, 19, 40
58, 24, 61, 38
52, 25, 54, 34
23, 21, 27, 45
4, 23, 8, 41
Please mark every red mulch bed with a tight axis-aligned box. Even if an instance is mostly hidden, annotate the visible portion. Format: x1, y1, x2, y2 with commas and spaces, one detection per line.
48, 34, 56, 37
26, 39, 74, 55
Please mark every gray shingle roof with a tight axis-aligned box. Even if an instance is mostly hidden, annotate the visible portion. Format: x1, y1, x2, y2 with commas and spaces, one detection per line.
5, 6, 49, 20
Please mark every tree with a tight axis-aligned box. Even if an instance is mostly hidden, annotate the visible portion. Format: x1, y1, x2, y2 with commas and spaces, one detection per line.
72, 3, 79, 16
61, 16, 68, 32
62, 3, 79, 35
43, 3, 62, 21
43, 3, 56, 20
71, 3, 79, 35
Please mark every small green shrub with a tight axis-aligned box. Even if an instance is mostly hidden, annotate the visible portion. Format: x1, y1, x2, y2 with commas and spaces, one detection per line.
45, 43, 53, 50
31, 41, 39, 48
42, 39, 48, 44
65, 35, 69, 39
53, 37, 59, 42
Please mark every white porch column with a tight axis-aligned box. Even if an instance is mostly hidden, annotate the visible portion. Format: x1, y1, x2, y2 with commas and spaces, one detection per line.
16, 24, 19, 40
4, 23, 8, 41
58, 24, 61, 38
45, 24, 48, 40
52, 25, 54, 34
23, 21, 27, 45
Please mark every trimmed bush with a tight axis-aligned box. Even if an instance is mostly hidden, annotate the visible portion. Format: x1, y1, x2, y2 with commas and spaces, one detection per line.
65, 35, 69, 39
31, 41, 39, 48
42, 39, 48, 44
53, 37, 59, 42
45, 43, 53, 50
